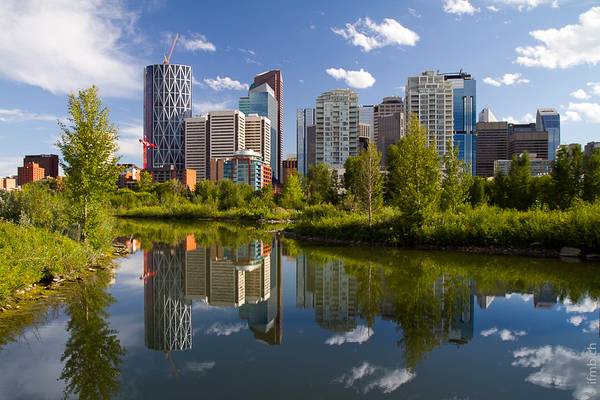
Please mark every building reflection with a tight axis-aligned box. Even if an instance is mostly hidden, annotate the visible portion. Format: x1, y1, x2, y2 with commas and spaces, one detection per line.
143, 234, 282, 353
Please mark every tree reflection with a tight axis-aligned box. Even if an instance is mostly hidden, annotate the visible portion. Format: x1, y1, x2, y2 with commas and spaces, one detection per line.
60, 271, 125, 399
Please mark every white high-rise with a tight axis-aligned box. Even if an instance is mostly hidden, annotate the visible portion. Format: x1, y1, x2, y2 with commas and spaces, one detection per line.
315, 89, 359, 171
209, 110, 245, 159
406, 71, 454, 157
184, 115, 209, 181
245, 114, 271, 165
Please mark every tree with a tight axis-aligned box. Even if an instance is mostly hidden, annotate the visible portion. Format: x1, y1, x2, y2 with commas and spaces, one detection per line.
468, 176, 488, 206
386, 114, 440, 225
306, 163, 338, 205
135, 170, 154, 192
507, 152, 533, 210
57, 86, 121, 247
583, 148, 600, 203
344, 143, 383, 224
551, 145, 584, 209
440, 141, 470, 212
279, 172, 305, 209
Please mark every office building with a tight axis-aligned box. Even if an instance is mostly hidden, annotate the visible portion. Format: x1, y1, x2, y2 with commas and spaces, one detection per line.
23, 154, 58, 178
143, 63, 192, 170
358, 123, 371, 152
184, 115, 209, 182
536, 108, 560, 161
476, 122, 509, 177
248, 70, 283, 182
223, 149, 272, 190
282, 156, 298, 184
494, 155, 553, 176
117, 163, 141, 189
444, 72, 477, 175
359, 105, 374, 140
374, 97, 405, 166
585, 141, 600, 158
297, 108, 316, 176
406, 71, 454, 157
479, 107, 497, 123
315, 89, 359, 171
509, 124, 549, 159
245, 114, 271, 165
209, 110, 245, 160
17, 161, 45, 186
146, 165, 197, 191
306, 125, 317, 171
1, 177, 16, 192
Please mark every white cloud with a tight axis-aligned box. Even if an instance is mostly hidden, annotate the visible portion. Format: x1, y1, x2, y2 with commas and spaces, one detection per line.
332, 17, 419, 52
326, 326, 373, 345
515, 7, 600, 69
481, 327, 527, 341
503, 113, 535, 124
563, 110, 582, 122
487, 5, 500, 11
513, 345, 600, 400
116, 122, 143, 158
583, 319, 599, 333
408, 8, 422, 18
563, 297, 599, 314
192, 100, 232, 115
481, 327, 499, 337
326, 68, 376, 89
203, 76, 249, 91
237, 48, 255, 56
180, 33, 216, 52
204, 322, 247, 336
571, 89, 591, 100
0, 156, 21, 177
483, 73, 530, 87
564, 102, 600, 123
0, 108, 63, 123
567, 315, 586, 327
443, 0, 480, 15
0, 0, 141, 98
336, 362, 415, 394
587, 82, 600, 96
186, 361, 216, 373
494, 0, 558, 11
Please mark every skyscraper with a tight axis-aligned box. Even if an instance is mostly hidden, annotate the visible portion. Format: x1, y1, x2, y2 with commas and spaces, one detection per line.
143, 63, 192, 170
184, 115, 209, 181
208, 110, 245, 160
373, 97, 405, 167
296, 108, 315, 176
479, 107, 497, 123
359, 105, 374, 140
245, 114, 271, 165
476, 121, 509, 178
444, 72, 477, 175
406, 71, 454, 157
240, 81, 279, 182
315, 89, 359, 171
536, 108, 560, 161
250, 70, 283, 182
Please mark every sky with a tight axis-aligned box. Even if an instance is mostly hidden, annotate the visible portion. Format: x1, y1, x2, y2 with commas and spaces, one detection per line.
1, 0, 600, 176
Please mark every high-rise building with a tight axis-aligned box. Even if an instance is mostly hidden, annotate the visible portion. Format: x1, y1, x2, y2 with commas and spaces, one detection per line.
249, 70, 283, 182
536, 108, 560, 161
585, 141, 600, 158
509, 124, 549, 159
184, 115, 209, 182
245, 114, 271, 165
307, 125, 317, 171
223, 149, 272, 190
282, 156, 298, 184
373, 97, 405, 166
358, 123, 371, 152
359, 105, 374, 140
23, 154, 58, 178
296, 108, 315, 176
478, 107, 497, 123
494, 156, 553, 176
444, 72, 477, 175
209, 110, 245, 160
240, 81, 279, 181
475, 122, 509, 178
406, 71, 454, 157
17, 161, 45, 186
143, 63, 192, 170
315, 89, 359, 171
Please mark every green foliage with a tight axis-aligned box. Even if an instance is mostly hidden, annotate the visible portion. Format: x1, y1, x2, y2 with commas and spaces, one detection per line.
552, 145, 584, 209
279, 173, 305, 209
135, 170, 154, 192
386, 114, 440, 225
344, 143, 383, 223
468, 176, 488, 206
441, 141, 471, 212
583, 148, 600, 203
57, 86, 121, 248
306, 163, 338, 205
507, 152, 534, 210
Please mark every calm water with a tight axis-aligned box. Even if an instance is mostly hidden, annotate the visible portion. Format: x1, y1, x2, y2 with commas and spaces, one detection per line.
1, 221, 600, 400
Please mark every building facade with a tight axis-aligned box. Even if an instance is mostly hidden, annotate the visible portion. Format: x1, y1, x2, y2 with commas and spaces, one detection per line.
23, 154, 58, 178
17, 161, 45, 186
209, 110, 245, 160
117, 163, 141, 189
1, 177, 16, 191
282, 156, 298, 184
585, 141, 600, 158
494, 156, 553, 177
296, 108, 316, 176
444, 72, 477, 175
536, 108, 560, 161
184, 116, 209, 182
315, 89, 359, 171
374, 97, 405, 167
223, 149, 272, 190
245, 114, 271, 165
509, 124, 549, 160
359, 105, 374, 140
406, 71, 454, 157
143, 63, 192, 171
475, 122, 509, 177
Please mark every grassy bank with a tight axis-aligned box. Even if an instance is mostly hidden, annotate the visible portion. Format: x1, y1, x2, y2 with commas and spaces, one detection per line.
288, 203, 600, 253
117, 203, 296, 222
0, 221, 104, 304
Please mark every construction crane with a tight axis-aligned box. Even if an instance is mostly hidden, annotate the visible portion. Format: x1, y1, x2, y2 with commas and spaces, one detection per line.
139, 138, 157, 170
163, 33, 179, 65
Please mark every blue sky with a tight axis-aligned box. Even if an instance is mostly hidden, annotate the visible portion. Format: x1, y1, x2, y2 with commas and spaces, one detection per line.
1, 0, 599, 176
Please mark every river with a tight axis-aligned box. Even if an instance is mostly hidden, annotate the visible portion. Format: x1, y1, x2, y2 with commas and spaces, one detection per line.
0, 220, 599, 399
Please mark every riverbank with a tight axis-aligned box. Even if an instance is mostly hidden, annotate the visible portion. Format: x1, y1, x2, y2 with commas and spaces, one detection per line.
0, 221, 113, 307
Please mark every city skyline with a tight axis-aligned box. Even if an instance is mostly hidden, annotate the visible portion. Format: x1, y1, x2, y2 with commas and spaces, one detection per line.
1, 0, 600, 176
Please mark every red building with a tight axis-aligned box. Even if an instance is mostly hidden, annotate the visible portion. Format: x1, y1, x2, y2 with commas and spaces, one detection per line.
17, 162, 45, 186
23, 154, 59, 178
281, 157, 298, 184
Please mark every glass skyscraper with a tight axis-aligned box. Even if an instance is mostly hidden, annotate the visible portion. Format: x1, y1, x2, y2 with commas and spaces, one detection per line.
536, 109, 560, 161
239, 83, 279, 182
444, 72, 477, 175
297, 108, 315, 176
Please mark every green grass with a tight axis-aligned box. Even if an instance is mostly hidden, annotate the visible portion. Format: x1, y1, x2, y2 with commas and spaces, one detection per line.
0, 221, 101, 304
